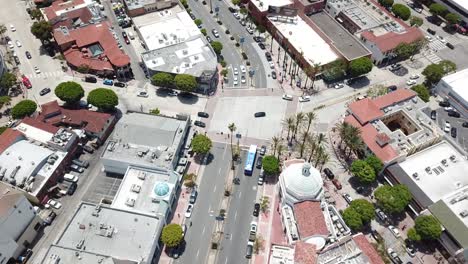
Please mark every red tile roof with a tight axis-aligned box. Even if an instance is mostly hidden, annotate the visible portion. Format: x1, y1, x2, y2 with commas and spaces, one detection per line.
294, 241, 317, 264
53, 23, 130, 71
348, 98, 383, 125
50, 7, 93, 29
293, 201, 328, 239
345, 115, 398, 163
37, 100, 113, 134
353, 234, 385, 264
0, 129, 24, 154
361, 27, 424, 53
373, 89, 417, 109
44, 0, 86, 21
21, 117, 60, 134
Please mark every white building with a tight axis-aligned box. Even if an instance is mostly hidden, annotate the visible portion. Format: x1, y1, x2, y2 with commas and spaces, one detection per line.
432, 0, 468, 23
0, 185, 42, 263
436, 68, 468, 117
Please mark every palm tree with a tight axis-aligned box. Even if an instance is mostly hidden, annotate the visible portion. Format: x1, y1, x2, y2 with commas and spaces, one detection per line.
336, 122, 352, 150
228, 123, 236, 168
293, 112, 304, 141
307, 134, 317, 163
277, 144, 284, 160
271, 136, 280, 156
314, 146, 325, 167
318, 152, 330, 171
0, 24, 7, 41
299, 131, 309, 158
309, 63, 321, 91
304, 111, 316, 135
284, 117, 295, 141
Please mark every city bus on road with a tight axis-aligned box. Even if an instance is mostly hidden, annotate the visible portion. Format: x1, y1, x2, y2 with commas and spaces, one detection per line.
244, 145, 257, 176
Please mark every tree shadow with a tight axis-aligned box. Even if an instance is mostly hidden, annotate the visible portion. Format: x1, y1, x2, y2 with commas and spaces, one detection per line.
193, 152, 214, 165
177, 93, 199, 105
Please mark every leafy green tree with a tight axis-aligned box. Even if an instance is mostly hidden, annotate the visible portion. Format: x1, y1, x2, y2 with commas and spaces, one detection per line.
349, 199, 375, 223
211, 41, 223, 55
0, 126, 7, 135
231, 0, 240, 5
151, 72, 174, 87
410, 16, 423, 27
0, 72, 17, 90
411, 84, 430, 102
429, 3, 447, 17
342, 207, 363, 231
0, 24, 7, 39
422, 64, 445, 86
262, 155, 280, 175
374, 184, 412, 214
30, 20, 52, 42
174, 74, 197, 92
407, 227, 421, 242
445, 13, 461, 25
350, 160, 376, 184
192, 134, 212, 154
367, 84, 388, 98
348, 57, 373, 77
180, 0, 188, 8
161, 224, 183, 247
76, 64, 90, 74
0, 96, 11, 108
54, 81, 84, 105
87, 88, 118, 111
194, 19, 202, 26
30, 9, 43, 20
378, 0, 394, 8
365, 155, 383, 175
323, 59, 347, 81
394, 42, 416, 60
11, 100, 37, 119
414, 215, 442, 240
150, 108, 160, 115
200, 28, 207, 36
439, 60, 457, 74
392, 4, 411, 20
221, 69, 228, 77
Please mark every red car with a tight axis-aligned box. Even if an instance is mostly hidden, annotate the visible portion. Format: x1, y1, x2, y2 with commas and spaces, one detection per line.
22, 76, 32, 89
332, 179, 342, 190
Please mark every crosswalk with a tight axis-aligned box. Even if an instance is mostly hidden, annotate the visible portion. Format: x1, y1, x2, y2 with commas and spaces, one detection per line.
25, 71, 65, 79
424, 51, 442, 64
428, 40, 447, 51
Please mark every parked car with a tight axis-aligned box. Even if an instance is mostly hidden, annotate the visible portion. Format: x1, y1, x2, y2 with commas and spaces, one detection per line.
448, 110, 461, 118
246, 26, 254, 34
114, 82, 126, 88
427, 28, 436, 35
388, 225, 401, 238
406, 79, 417, 86
206, 36, 212, 43
463, 122, 468, 128
63, 173, 79, 183
271, 71, 277, 79
405, 243, 416, 258
67, 182, 77, 195
254, 112, 266, 117
253, 36, 262, 42
84, 76, 97, 83
409, 74, 419, 80
332, 179, 342, 190
72, 159, 89, 168
430, 110, 437, 120
258, 42, 266, 49
194, 120, 206, 127
70, 164, 84, 173
39, 88, 51, 96
103, 79, 114, 85
182, 224, 187, 238
211, 29, 219, 38
387, 248, 403, 264
444, 121, 451, 133
250, 221, 258, 235
375, 208, 388, 223
299, 95, 311, 102
25, 51, 32, 59
185, 204, 194, 218
258, 173, 264, 185
43, 211, 57, 226
246, 241, 254, 259
282, 94, 293, 101
323, 168, 334, 179
137, 91, 149, 98
189, 189, 198, 204
82, 145, 94, 153
438, 101, 450, 107
343, 193, 353, 204
451, 127, 457, 138
259, 145, 266, 155
256, 156, 263, 169
198, 112, 209, 118
265, 52, 272, 61
228, 7, 237, 12
253, 203, 260, 217
46, 199, 62, 209
168, 90, 179, 96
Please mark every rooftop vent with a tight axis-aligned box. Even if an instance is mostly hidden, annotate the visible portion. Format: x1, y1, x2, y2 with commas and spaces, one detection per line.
125, 198, 135, 207
460, 210, 468, 218
450, 155, 456, 162
425, 167, 432, 174
412, 172, 419, 180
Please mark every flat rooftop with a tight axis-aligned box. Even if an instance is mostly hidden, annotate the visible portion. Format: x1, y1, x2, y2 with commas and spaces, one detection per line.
308, 12, 370, 61
269, 245, 295, 264
450, 0, 468, 12
317, 234, 384, 264
47, 202, 163, 263
124, 0, 156, 10
251, 0, 293, 12
111, 166, 179, 217
440, 68, 468, 102
390, 141, 468, 208
102, 112, 188, 170
269, 15, 339, 66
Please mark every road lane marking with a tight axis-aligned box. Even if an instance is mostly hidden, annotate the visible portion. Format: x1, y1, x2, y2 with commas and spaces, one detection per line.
234, 210, 237, 220
196, 249, 200, 258
202, 226, 206, 235
213, 185, 217, 193
239, 191, 242, 199
225, 258, 228, 264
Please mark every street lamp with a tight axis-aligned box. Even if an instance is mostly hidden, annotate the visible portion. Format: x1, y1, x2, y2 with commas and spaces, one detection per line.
277, 46, 281, 63
209, 0, 213, 13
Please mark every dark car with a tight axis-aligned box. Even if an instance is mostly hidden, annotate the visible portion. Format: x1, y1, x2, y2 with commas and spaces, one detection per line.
254, 112, 266, 117
84, 76, 97, 83
43, 211, 57, 226
332, 179, 342, 190
194, 120, 206, 127
430, 110, 437, 120
189, 189, 198, 204
448, 110, 461, 118
258, 42, 266, 49
256, 156, 263, 169
67, 182, 77, 195
206, 36, 212, 43
463, 122, 468, 128
439, 101, 450, 107
323, 168, 334, 179
114, 82, 126, 88
198, 112, 209, 118
259, 145, 266, 155
446, 42, 455, 49
82, 145, 94, 154
271, 71, 277, 79
190, 13, 196, 20
228, 7, 237, 12
387, 85, 397, 92
265, 52, 272, 61
25, 51, 32, 59
39, 87, 51, 96
122, 31, 128, 38
451, 127, 457, 138
253, 203, 260, 217
253, 36, 262, 42
427, 28, 436, 35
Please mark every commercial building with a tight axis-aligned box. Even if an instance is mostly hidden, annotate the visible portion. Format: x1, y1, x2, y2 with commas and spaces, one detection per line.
135, 5, 218, 93
325, 0, 424, 64
384, 141, 468, 262
42, 0, 105, 29
101, 112, 190, 175
345, 89, 443, 165
123, 0, 178, 17
53, 23, 131, 77
39, 202, 163, 264
279, 161, 324, 205
0, 185, 43, 264
432, 0, 468, 23
435, 68, 468, 117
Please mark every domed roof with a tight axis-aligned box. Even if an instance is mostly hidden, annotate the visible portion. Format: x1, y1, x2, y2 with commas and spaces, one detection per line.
282, 162, 323, 201
153, 182, 170, 197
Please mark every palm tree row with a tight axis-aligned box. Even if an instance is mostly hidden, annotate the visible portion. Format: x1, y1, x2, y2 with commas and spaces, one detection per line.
335, 122, 365, 159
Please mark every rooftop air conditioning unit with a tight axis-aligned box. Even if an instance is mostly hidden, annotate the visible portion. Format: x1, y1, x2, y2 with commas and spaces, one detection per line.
125, 198, 135, 207
412, 173, 419, 180
460, 210, 468, 218
425, 167, 432, 174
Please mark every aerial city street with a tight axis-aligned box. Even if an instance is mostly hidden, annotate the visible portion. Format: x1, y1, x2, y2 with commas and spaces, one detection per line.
1, 0, 468, 263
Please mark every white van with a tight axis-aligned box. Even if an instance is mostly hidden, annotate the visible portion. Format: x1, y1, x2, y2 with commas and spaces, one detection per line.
128, 31, 135, 40
64, 173, 78, 183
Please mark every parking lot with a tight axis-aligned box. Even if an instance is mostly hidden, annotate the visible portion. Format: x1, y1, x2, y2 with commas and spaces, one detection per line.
424, 107, 468, 152
82, 171, 123, 204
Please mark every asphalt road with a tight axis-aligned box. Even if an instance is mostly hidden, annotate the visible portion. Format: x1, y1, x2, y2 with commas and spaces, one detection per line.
217, 152, 260, 264
176, 142, 231, 264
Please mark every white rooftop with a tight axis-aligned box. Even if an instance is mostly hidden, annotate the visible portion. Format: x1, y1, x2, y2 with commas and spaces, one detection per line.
269, 15, 339, 66
398, 141, 468, 204
15, 123, 53, 143
111, 166, 179, 217
450, 0, 468, 12
280, 161, 324, 205
439, 68, 468, 102
251, 0, 293, 12
269, 245, 295, 264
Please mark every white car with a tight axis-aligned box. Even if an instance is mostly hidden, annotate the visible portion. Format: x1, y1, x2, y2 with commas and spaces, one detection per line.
137, 91, 149, 97
233, 76, 238, 85
334, 83, 344, 89
406, 79, 417, 86
444, 106, 454, 111
185, 204, 193, 218
246, 27, 254, 34
425, 35, 433, 42
388, 225, 401, 238
444, 121, 451, 132
241, 76, 246, 84
250, 221, 258, 234
414, 7, 422, 13
233, 12, 240, 19
7, 41, 14, 49
240, 65, 246, 74
409, 74, 419, 80
10, 24, 16, 32
282, 94, 293, 101
269, 61, 275, 69
436, 35, 447, 44
298, 95, 311, 102
233, 67, 239, 75
15, 40, 22, 47
34, 66, 41, 74
46, 199, 62, 209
